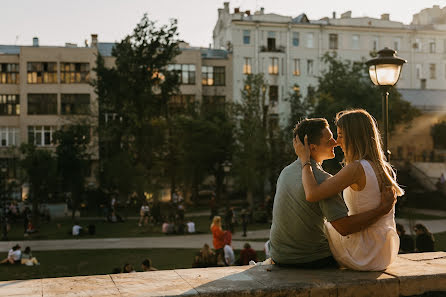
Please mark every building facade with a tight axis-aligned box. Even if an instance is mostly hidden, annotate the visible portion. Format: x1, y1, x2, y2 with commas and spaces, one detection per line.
0, 37, 232, 187
213, 3, 446, 124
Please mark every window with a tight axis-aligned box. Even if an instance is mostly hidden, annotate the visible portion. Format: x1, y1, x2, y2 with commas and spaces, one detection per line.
0, 95, 20, 115
168, 94, 195, 113
293, 59, 300, 76
243, 30, 251, 44
429, 63, 436, 79
268, 58, 279, 75
60, 62, 89, 83
329, 34, 338, 49
27, 62, 57, 84
429, 40, 436, 53
168, 64, 196, 85
372, 37, 379, 51
201, 66, 225, 86
267, 31, 276, 50
243, 58, 252, 74
202, 66, 213, 85
307, 59, 314, 76
352, 35, 360, 49
414, 39, 421, 52
28, 126, 56, 146
292, 32, 299, 47
0, 63, 19, 84
269, 85, 278, 104
203, 96, 225, 111
394, 38, 401, 51
61, 94, 90, 115
306, 33, 314, 48
0, 127, 19, 147
416, 64, 422, 79
27, 94, 57, 115
213, 67, 225, 86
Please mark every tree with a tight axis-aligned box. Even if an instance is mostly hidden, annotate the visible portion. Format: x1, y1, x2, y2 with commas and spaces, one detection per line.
53, 125, 91, 220
93, 14, 181, 200
431, 121, 446, 149
234, 74, 269, 207
285, 84, 312, 132
20, 144, 57, 226
309, 52, 420, 132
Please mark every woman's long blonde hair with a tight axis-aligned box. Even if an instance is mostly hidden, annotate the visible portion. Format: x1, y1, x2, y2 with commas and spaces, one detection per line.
335, 109, 404, 196
210, 216, 222, 230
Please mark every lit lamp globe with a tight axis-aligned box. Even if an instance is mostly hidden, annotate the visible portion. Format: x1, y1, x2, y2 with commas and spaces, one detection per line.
366, 47, 407, 86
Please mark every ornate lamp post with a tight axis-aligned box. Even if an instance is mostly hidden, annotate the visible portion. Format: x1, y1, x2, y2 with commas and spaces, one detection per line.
0, 165, 7, 240
222, 160, 232, 210
366, 47, 407, 160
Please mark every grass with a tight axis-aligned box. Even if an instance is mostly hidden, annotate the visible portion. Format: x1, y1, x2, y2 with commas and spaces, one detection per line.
3, 215, 271, 241
0, 248, 266, 281
396, 210, 446, 220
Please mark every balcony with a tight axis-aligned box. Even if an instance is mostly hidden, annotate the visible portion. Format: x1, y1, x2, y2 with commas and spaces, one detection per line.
259, 45, 285, 53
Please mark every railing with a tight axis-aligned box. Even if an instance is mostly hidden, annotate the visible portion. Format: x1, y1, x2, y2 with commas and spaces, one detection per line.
259, 45, 285, 53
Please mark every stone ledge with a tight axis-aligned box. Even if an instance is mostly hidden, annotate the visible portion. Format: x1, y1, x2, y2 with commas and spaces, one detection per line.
0, 252, 445, 297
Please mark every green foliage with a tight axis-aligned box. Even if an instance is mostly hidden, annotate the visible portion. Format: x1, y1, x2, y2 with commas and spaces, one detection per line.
285, 84, 312, 132
52, 125, 91, 218
309, 52, 420, 131
431, 121, 446, 149
93, 14, 181, 198
233, 74, 270, 205
20, 144, 57, 224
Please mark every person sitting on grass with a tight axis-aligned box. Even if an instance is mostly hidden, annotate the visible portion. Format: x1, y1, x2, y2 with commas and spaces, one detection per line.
192, 243, 216, 268
396, 223, 414, 254
21, 247, 39, 266
72, 222, 82, 236
123, 263, 136, 273
237, 243, 258, 265
141, 258, 158, 271
0, 244, 21, 264
414, 224, 435, 252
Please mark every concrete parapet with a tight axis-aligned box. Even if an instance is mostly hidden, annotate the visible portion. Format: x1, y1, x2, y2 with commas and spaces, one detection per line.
0, 252, 445, 297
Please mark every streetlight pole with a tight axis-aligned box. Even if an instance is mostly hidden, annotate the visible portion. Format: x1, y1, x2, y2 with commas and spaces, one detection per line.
222, 160, 231, 211
382, 86, 390, 159
366, 48, 407, 161
1, 166, 8, 241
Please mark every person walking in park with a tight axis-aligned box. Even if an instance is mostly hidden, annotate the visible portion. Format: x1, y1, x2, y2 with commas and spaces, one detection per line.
210, 216, 225, 260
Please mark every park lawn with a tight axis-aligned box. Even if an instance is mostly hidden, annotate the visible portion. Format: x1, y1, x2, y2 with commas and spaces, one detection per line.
3, 215, 271, 241
396, 210, 446, 220
0, 248, 266, 281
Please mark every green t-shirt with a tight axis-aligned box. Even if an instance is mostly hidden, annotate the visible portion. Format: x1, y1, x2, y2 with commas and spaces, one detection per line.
270, 159, 348, 264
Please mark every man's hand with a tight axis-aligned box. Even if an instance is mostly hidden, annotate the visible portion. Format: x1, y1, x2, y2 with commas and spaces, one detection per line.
293, 135, 311, 164
379, 186, 397, 214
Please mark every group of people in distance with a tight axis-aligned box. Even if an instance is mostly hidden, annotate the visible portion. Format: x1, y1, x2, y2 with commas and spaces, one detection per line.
111, 258, 157, 274
195, 216, 258, 268
397, 223, 435, 253
0, 244, 39, 266
269, 109, 433, 271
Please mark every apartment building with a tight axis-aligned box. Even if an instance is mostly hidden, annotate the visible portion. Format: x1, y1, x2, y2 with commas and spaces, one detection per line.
0, 37, 232, 185
213, 3, 446, 123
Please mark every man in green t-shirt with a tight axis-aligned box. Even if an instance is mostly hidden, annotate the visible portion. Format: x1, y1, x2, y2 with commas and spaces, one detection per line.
269, 118, 396, 268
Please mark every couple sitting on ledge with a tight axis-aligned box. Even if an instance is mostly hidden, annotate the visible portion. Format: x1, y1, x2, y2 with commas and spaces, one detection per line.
269, 109, 402, 271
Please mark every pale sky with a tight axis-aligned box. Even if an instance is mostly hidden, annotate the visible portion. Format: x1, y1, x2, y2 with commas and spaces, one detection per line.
1, 0, 446, 48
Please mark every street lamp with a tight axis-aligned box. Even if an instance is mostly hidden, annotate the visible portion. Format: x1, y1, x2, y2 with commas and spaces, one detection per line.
0, 165, 8, 240
366, 47, 407, 160
222, 160, 232, 210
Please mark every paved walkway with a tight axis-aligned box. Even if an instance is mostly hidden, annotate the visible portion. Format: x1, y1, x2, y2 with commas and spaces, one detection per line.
0, 229, 270, 252
1, 208, 445, 253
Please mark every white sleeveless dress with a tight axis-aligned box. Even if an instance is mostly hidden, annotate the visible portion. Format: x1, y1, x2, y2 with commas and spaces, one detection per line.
325, 160, 399, 271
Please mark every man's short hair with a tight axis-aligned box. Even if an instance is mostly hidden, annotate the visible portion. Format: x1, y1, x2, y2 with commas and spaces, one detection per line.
293, 118, 329, 145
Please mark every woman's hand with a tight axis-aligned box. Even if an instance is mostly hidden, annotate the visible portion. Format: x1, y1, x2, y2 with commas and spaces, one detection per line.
293, 135, 311, 164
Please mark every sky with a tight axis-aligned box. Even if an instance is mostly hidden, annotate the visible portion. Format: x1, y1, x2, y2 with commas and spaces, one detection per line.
1, 0, 446, 48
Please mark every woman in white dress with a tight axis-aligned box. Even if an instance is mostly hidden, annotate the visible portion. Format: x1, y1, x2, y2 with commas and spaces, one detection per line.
293, 109, 404, 271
